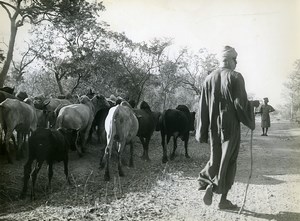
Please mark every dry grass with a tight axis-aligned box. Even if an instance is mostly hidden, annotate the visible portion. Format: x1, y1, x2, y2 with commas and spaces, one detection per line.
0, 131, 207, 219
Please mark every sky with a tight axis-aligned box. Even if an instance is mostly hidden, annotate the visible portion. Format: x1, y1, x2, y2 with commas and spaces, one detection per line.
100, 0, 300, 106
1, 0, 300, 106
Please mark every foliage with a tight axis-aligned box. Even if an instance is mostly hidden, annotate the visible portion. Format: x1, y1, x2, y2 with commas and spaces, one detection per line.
22, 5, 108, 95
9, 43, 37, 84
111, 37, 172, 103
282, 59, 300, 119
5, 2, 219, 112
177, 48, 219, 96
0, 0, 104, 87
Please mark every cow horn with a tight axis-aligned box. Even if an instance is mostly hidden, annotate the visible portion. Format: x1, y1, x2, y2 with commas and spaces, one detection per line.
43, 100, 50, 107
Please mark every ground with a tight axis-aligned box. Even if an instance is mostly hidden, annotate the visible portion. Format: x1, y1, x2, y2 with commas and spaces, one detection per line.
0, 120, 299, 221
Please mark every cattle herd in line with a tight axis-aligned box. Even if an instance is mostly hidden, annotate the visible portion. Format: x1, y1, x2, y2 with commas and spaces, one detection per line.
0, 86, 196, 200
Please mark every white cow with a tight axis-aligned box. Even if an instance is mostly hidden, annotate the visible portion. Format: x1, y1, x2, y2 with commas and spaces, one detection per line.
102, 101, 139, 181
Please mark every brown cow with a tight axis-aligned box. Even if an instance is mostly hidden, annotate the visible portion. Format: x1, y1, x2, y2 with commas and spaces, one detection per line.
56, 95, 110, 156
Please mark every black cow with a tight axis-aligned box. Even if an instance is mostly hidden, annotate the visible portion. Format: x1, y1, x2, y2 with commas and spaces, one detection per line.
134, 101, 160, 161
0, 86, 15, 95
88, 107, 110, 144
159, 105, 196, 163
88, 97, 116, 144
20, 128, 76, 200
0, 90, 15, 103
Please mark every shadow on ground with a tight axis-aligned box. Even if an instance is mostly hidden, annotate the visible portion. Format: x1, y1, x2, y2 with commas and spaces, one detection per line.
226, 209, 300, 221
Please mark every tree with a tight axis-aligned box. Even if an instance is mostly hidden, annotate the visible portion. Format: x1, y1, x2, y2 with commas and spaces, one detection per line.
177, 48, 219, 96
283, 59, 300, 119
0, 49, 5, 64
23, 1, 107, 95
0, 0, 104, 87
10, 43, 37, 83
157, 60, 181, 110
110, 37, 172, 104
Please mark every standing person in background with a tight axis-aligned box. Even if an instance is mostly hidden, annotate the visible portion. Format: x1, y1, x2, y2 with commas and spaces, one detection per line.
196, 46, 259, 210
256, 97, 275, 136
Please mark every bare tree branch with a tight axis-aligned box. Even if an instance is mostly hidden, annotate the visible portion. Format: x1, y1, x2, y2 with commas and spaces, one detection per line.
71, 73, 82, 94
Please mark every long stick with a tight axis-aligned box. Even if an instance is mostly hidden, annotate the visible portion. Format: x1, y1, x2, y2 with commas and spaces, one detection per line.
238, 129, 253, 214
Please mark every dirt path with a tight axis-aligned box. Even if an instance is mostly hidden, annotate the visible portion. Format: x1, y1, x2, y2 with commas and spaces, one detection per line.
0, 120, 299, 220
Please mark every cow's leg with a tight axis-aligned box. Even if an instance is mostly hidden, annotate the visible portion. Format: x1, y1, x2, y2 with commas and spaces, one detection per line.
63, 157, 71, 185
161, 131, 168, 163
170, 136, 178, 160
20, 158, 33, 199
80, 131, 86, 153
21, 133, 27, 158
87, 125, 94, 144
11, 133, 17, 148
99, 128, 106, 144
139, 137, 147, 160
0, 128, 3, 154
75, 130, 83, 157
21, 133, 28, 158
104, 146, 110, 181
4, 129, 13, 163
31, 160, 43, 200
0, 129, 2, 146
81, 127, 91, 153
99, 147, 106, 169
96, 126, 101, 144
16, 132, 25, 160
117, 141, 125, 177
98, 128, 107, 168
47, 162, 54, 192
16, 132, 22, 160
129, 141, 134, 167
143, 137, 151, 161
184, 135, 190, 158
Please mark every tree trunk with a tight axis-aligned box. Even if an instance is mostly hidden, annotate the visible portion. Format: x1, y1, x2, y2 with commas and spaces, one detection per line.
0, 18, 18, 87
162, 92, 167, 111
71, 73, 82, 94
54, 72, 65, 95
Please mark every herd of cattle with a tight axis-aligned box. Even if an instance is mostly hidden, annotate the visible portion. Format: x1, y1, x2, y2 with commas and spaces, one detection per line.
0, 87, 196, 200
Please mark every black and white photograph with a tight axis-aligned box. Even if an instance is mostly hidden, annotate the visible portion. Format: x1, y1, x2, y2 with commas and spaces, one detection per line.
0, 0, 299, 220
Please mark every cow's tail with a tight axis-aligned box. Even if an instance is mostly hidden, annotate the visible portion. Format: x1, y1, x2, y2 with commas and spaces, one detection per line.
105, 107, 119, 157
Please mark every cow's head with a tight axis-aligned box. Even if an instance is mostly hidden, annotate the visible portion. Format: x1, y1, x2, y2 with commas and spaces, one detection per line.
92, 95, 110, 112
0, 86, 15, 95
139, 101, 151, 111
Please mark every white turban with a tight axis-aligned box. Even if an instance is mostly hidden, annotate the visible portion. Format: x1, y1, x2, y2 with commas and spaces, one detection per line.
219, 46, 238, 62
